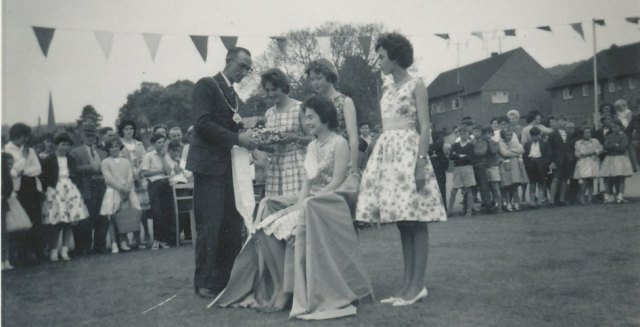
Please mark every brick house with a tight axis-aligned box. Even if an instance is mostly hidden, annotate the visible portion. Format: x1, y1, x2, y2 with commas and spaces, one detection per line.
548, 42, 640, 126
427, 47, 553, 131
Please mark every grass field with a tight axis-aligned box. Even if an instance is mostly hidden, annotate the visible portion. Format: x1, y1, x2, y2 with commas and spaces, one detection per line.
3, 197, 639, 327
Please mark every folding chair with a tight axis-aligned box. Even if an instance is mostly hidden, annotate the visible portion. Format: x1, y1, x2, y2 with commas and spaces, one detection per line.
171, 183, 196, 247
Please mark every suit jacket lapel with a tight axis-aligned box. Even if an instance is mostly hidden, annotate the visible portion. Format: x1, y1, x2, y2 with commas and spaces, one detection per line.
213, 73, 237, 108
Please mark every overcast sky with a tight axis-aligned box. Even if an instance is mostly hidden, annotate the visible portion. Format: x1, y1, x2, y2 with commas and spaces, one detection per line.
2, 0, 639, 127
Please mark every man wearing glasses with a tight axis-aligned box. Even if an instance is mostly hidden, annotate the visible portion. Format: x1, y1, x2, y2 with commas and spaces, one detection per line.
187, 47, 259, 298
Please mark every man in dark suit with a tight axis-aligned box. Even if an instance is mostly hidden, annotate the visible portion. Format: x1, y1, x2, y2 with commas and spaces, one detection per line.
547, 116, 574, 205
69, 123, 109, 255
187, 47, 258, 298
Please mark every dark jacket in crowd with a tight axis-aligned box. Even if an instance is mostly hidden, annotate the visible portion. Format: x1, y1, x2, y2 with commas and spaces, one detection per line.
449, 141, 474, 167
39, 154, 79, 190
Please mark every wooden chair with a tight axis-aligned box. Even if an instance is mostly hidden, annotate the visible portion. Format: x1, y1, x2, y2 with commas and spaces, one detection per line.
171, 183, 196, 247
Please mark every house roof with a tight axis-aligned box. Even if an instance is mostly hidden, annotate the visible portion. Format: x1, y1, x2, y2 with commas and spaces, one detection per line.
549, 41, 640, 89
427, 48, 523, 99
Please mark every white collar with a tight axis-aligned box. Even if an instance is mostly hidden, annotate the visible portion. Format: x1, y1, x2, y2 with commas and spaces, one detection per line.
220, 72, 232, 87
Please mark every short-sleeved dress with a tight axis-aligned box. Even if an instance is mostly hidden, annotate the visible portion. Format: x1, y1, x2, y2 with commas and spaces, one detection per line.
573, 139, 602, 179
264, 101, 306, 197
356, 78, 447, 224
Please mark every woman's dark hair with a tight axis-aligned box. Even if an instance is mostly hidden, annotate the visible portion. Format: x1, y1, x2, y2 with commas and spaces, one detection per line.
167, 139, 182, 152
497, 116, 509, 124
150, 133, 166, 144
117, 120, 137, 138
610, 118, 624, 129
261, 68, 290, 94
375, 33, 414, 69
8, 123, 31, 141
104, 138, 123, 151
499, 128, 512, 141
526, 110, 541, 124
302, 95, 339, 131
153, 124, 168, 135
304, 59, 338, 84
53, 132, 74, 145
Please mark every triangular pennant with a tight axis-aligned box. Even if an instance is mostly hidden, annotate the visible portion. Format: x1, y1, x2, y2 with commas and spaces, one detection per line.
434, 33, 450, 40
317, 36, 332, 59
537, 26, 552, 32
271, 37, 287, 55
94, 31, 114, 58
220, 36, 238, 50
504, 29, 516, 36
471, 31, 483, 40
593, 19, 605, 26
190, 35, 208, 62
142, 33, 162, 61
625, 17, 639, 24
357, 36, 372, 58
32, 26, 55, 57
570, 23, 585, 40
47, 91, 56, 131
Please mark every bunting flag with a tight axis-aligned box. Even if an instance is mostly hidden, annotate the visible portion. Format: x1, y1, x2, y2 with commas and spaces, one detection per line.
570, 22, 585, 40
272, 37, 287, 55
625, 17, 639, 24
357, 36, 372, 58
317, 36, 332, 59
471, 31, 483, 40
190, 35, 208, 62
47, 91, 56, 131
94, 31, 114, 58
504, 29, 516, 36
537, 26, 552, 32
593, 19, 605, 26
434, 33, 450, 40
220, 36, 238, 50
32, 26, 55, 57
142, 33, 162, 61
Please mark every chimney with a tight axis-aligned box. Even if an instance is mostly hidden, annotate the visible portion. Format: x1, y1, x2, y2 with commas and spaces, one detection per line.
491, 52, 499, 58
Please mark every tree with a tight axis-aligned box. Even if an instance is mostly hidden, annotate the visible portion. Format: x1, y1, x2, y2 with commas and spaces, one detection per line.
239, 22, 386, 124
118, 80, 195, 132
77, 105, 103, 127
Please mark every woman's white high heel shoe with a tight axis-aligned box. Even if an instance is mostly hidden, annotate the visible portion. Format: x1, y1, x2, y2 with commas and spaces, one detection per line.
392, 287, 428, 307
380, 297, 399, 304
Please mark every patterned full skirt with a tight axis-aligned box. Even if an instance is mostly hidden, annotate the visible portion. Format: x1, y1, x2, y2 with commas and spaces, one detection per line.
42, 178, 89, 225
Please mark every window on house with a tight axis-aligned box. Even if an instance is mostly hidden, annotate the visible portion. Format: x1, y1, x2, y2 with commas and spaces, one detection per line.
582, 85, 589, 97
608, 82, 615, 93
562, 88, 573, 100
452, 98, 462, 110
430, 102, 444, 114
629, 78, 636, 90
491, 91, 509, 104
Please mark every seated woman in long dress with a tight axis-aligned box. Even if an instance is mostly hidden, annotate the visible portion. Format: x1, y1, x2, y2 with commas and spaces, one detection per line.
211, 95, 372, 320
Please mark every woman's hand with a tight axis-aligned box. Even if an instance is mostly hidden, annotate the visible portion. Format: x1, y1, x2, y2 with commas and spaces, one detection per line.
415, 159, 427, 192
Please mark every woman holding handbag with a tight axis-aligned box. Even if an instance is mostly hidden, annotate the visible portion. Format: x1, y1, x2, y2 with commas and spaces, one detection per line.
100, 139, 141, 254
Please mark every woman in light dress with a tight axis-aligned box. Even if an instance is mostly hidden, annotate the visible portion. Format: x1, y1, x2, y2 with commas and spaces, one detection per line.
212, 95, 372, 320
356, 33, 447, 306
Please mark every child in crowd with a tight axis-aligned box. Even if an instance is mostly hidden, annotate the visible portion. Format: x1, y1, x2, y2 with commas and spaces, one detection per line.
484, 127, 503, 213
523, 127, 550, 207
40, 133, 89, 261
573, 127, 603, 204
498, 128, 528, 211
140, 133, 175, 249
100, 139, 141, 253
600, 119, 634, 203
448, 125, 476, 216
471, 125, 491, 212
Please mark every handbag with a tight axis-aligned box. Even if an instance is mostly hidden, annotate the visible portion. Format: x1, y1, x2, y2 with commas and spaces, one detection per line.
114, 198, 142, 233
6, 194, 32, 232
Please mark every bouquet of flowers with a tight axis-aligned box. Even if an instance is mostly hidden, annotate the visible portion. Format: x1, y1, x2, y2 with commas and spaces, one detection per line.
246, 126, 284, 145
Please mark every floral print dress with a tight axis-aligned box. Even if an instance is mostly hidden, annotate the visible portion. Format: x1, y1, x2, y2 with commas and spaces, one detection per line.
356, 78, 447, 224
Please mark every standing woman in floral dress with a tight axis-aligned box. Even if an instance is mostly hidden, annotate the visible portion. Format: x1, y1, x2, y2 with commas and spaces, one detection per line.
261, 68, 311, 197
356, 33, 447, 306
